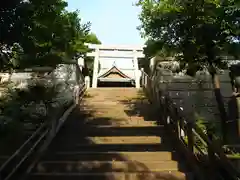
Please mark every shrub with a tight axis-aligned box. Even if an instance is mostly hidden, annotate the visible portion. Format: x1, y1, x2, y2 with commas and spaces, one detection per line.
0, 80, 65, 136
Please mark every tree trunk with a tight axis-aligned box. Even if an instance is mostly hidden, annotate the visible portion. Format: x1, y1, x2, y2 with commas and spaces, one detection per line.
211, 73, 227, 144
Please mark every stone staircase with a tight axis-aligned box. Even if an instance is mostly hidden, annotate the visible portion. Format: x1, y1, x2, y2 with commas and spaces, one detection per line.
26, 88, 193, 180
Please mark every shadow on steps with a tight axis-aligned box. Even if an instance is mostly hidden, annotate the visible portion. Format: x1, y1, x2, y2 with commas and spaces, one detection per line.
24, 92, 193, 180
118, 90, 194, 177
119, 91, 160, 123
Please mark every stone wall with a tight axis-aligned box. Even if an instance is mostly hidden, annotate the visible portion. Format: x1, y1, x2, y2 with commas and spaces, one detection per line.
151, 68, 232, 123
0, 64, 83, 104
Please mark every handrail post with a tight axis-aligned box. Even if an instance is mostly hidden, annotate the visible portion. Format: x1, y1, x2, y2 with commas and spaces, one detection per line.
187, 121, 194, 153
140, 68, 144, 87
49, 107, 57, 139
47, 102, 59, 139
163, 97, 169, 125
176, 116, 181, 140
74, 84, 80, 105
207, 127, 217, 180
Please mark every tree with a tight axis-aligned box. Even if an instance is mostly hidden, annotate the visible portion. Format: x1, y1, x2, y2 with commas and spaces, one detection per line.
140, 39, 178, 73
137, 0, 240, 74
0, 0, 29, 71
137, 0, 240, 142
0, 0, 92, 70
16, 1, 91, 68
0, 0, 26, 46
86, 33, 101, 45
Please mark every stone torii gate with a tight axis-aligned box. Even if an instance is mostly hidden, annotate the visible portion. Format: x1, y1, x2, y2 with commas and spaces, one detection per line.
85, 43, 145, 88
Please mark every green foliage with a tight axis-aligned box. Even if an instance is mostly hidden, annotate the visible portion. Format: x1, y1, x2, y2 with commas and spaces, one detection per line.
182, 113, 223, 155
144, 39, 177, 59
0, 0, 100, 70
86, 33, 101, 45
137, 0, 240, 75
0, 80, 65, 154
0, 0, 97, 154
0, 79, 68, 134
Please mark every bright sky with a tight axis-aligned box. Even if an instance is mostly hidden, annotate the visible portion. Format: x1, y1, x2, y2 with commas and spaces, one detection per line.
66, 0, 145, 45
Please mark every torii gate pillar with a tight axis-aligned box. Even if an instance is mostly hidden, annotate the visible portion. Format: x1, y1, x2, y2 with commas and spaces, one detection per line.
133, 50, 140, 88
92, 48, 99, 88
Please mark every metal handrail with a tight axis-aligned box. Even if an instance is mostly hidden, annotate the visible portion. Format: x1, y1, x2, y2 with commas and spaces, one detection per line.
140, 69, 240, 179
3, 129, 49, 180
0, 123, 47, 171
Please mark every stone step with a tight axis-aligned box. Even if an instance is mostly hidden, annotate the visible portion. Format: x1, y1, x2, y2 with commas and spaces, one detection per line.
42, 152, 175, 162
49, 143, 172, 152
55, 126, 166, 137
81, 120, 159, 127
50, 135, 170, 147
29, 171, 189, 180
89, 136, 161, 144
53, 136, 162, 145
87, 88, 138, 92
33, 160, 179, 173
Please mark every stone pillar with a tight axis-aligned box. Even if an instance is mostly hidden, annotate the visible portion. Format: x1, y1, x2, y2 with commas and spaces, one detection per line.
78, 57, 84, 71
92, 48, 99, 88
150, 57, 155, 72
133, 50, 140, 88
85, 76, 90, 89
74, 85, 80, 105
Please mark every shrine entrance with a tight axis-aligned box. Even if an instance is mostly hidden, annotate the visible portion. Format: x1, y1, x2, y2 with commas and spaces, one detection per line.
98, 81, 135, 87
85, 43, 145, 88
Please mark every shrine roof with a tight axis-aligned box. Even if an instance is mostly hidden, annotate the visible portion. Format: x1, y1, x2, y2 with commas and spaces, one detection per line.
98, 66, 131, 79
